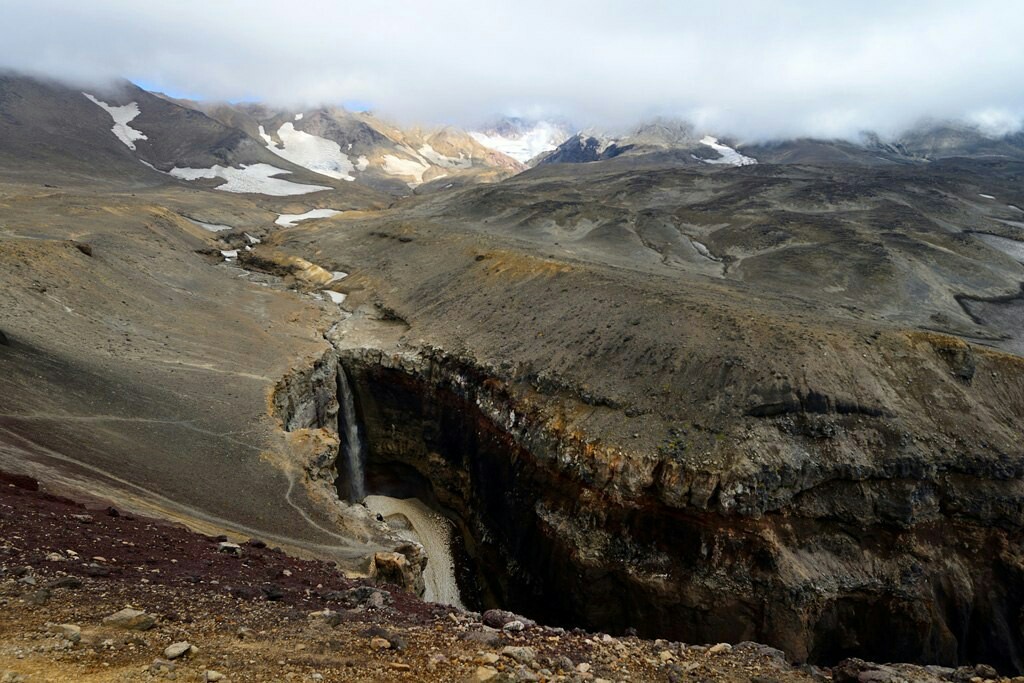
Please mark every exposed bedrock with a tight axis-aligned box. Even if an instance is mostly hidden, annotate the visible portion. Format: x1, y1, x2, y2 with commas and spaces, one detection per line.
335, 343, 1024, 672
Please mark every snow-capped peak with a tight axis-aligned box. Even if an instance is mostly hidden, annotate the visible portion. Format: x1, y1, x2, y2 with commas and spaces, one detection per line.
470, 118, 571, 163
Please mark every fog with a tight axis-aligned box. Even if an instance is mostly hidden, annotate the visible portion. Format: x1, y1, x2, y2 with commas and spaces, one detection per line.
4, 0, 1024, 140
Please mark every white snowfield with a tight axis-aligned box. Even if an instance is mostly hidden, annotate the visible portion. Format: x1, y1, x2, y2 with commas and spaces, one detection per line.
363, 495, 464, 608
976, 233, 1024, 262
698, 135, 757, 166
324, 290, 347, 305
259, 123, 356, 181
274, 208, 342, 227
382, 153, 431, 186
417, 144, 471, 169
82, 93, 148, 150
470, 121, 568, 163
168, 163, 330, 196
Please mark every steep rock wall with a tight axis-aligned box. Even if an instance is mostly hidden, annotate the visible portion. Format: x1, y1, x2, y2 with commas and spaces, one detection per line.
336, 344, 1024, 671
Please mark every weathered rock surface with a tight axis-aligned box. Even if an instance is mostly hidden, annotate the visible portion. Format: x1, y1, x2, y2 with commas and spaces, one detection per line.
102, 608, 155, 631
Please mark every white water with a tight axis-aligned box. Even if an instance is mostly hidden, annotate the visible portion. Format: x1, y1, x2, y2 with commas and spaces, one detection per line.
337, 368, 365, 501
364, 495, 464, 608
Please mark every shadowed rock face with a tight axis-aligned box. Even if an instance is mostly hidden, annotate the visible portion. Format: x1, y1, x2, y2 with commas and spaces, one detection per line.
332, 344, 1024, 671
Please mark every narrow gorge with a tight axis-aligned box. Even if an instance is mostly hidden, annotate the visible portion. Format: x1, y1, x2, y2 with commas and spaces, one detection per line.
269, 311, 1024, 674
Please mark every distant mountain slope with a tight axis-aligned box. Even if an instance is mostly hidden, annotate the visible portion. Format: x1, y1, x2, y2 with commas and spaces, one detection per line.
534, 117, 1024, 168
469, 117, 572, 165
184, 101, 524, 194
0, 73, 390, 202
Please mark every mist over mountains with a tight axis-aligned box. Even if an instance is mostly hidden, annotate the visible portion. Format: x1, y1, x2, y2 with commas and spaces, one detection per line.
4, 0, 1024, 140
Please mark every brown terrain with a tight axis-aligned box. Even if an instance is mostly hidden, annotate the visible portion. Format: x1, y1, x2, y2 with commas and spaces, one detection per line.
2, 72, 1024, 680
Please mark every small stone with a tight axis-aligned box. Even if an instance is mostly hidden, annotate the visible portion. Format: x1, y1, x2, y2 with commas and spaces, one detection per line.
47, 576, 83, 590
460, 629, 503, 647
45, 552, 65, 562
577, 663, 592, 673
477, 653, 500, 665
659, 650, 674, 662
472, 666, 499, 682
501, 646, 537, 665
369, 636, 391, 650
514, 666, 541, 682
149, 659, 175, 674
975, 664, 999, 680
164, 641, 192, 660
55, 624, 81, 643
707, 642, 732, 655
217, 542, 243, 556
389, 663, 411, 671
204, 672, 225, 682
503, 620, 526, 632
103, 608, 156, 631
427, 654, 448, 671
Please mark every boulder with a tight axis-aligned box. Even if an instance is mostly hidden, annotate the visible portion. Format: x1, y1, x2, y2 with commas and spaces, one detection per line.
164, 641, 193, 660
102, 608, 155, 631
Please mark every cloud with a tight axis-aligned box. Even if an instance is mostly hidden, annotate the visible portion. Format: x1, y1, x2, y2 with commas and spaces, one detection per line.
3, 0, 1024, 140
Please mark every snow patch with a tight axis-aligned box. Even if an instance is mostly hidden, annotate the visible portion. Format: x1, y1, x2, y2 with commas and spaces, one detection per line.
470, 121, 569, 163
417, 144, 471, 169
294, 113, 303, 121
220, 250, 238, 261
697, 136, 757, 166
82, 93, 148, 150
979, 193, 996, 199
690, 238, 721, 261
975, 233, 1024, 262
329, 271, 348, 283
169, 164, 330, 196
274, 208, 343, 227
355, 155, 369, 172
324, 290, 347, 305
382, 154, 430, 186
260, 123, 355, 181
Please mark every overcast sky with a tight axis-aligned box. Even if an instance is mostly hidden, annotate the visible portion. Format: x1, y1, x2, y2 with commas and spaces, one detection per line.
4, 0, 1024, 140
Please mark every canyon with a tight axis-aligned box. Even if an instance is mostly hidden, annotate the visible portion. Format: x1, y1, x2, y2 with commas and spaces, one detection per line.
2, 72, 1024, 679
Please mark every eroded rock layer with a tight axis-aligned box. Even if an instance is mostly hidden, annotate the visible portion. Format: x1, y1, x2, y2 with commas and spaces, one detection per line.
334, 343, 1024, 671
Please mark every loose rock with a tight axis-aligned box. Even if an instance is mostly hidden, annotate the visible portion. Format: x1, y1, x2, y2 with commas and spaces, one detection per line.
102, 607, 156, 630
164, 641, 193, 660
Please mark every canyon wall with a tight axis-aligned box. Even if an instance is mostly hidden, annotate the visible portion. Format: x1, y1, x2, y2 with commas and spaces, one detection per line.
334, 343, 1024, 671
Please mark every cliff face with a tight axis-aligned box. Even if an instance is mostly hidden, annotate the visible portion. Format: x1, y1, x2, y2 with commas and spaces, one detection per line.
329, 335, 1024, 671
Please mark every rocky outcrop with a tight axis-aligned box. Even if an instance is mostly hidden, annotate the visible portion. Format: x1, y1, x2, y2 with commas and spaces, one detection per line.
333, 341, 1024, 672
271, 347, 341, 485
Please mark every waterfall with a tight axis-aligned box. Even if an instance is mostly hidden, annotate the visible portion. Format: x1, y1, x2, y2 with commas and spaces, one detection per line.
337, 366, 366, 502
